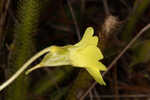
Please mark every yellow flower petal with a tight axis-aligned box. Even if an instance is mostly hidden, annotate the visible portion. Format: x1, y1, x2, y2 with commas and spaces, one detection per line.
86, 67, 106, 85
70, 45, 104, 67
82, 27, 94, 39
79, 45, 104, 60
75, 27, 98, 47
89, 61, 107, 71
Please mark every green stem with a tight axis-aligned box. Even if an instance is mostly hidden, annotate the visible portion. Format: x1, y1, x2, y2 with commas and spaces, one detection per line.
0, 47, 51, 91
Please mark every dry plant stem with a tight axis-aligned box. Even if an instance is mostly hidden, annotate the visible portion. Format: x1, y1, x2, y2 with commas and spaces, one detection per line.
0, 47, 51, 91
67, 0, 81, 40
89, 94, 150, 98
0, 0, 10, 47
120, 0, 131, 10
79, 23, 150, 100
81, 0, 85, 15
114, 66, 119, 100
102, 0, 110, 15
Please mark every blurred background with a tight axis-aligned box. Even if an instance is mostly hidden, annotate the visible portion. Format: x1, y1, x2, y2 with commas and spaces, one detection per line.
0, 0, 150, 100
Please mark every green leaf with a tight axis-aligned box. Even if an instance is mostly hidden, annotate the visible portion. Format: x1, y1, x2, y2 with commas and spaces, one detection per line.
130, 40, 150, 67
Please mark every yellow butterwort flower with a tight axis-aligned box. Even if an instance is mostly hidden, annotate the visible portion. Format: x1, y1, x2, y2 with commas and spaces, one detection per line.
26, 27, 107, 85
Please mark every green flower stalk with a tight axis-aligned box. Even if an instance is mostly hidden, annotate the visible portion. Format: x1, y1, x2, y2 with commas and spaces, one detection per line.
0, 27, 107, 92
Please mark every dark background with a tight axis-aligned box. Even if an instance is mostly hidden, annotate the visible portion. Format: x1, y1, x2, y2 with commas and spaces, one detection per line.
0, 0, 150, 100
